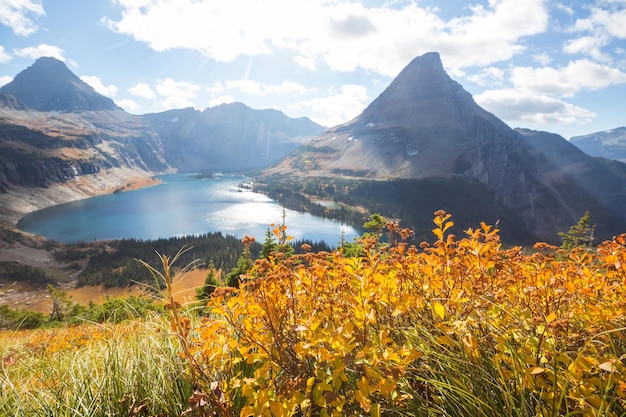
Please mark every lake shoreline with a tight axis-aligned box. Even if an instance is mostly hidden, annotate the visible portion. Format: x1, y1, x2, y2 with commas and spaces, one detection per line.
15, 173, 358, 245
0, 168, 165, 228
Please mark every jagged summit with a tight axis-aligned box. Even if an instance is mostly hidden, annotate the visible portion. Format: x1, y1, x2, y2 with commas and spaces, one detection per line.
357, 52, 508, 132
265, 52, 626, 242
268, 51, 521, 180
0, 57, 120, 112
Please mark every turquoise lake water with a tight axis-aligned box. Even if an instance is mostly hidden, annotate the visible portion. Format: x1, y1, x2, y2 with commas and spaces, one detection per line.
16, 173, 358, 245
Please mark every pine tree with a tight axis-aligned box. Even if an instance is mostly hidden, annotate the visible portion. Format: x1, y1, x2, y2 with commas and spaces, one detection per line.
196, 261, 220, 301
260, 228, 278, 259
558, 211, 595, 250
226, 236, 256, 288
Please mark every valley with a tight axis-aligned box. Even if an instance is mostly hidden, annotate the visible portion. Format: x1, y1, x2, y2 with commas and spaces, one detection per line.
1, 52, 626, 319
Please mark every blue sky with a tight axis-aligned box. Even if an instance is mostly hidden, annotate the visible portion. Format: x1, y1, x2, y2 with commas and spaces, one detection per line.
1, 0, 625, 139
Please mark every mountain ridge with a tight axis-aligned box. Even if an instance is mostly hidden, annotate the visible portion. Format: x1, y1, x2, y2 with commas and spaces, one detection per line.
570, 127, 626, 162
144, 102, 324, 172
0, 57, 324, 224
264, 52, 626, 242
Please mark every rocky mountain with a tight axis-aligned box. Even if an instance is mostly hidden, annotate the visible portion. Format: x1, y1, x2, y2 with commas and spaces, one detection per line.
144, 103, 324, 172
570, 127, 626, 162
0, 57, 168, 193
0, 98, 171, 224
0, 57, 120, 113
0, 57, 323, 224
266, 52, 626, 242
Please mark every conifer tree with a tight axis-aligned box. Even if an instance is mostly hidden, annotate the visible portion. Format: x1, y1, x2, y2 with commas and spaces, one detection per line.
226, 236, 256, 288
558, 211, 595, 250
196, 261, 220, 301
260, 228, 278, 259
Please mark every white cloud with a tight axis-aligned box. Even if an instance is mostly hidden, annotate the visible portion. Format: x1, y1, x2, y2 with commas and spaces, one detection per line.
465, 66, 505, 87
533, 53, 552, 65
104, 0, 549, 77
0, 46, 11, 63
0, 75, 13, 87
475, 89, 596, 126
329, 13, 377, 39
267, 81, 311, 95
575, 4, 626, 38
116, 98, 139, 113
292, 84, 369, 127
156, 78, 202, 109
209, 94, 236, 107
13, 43, 65, 61
223, 80, 263, 95
128, 82, 156, 99
511, 59, 626, 97
554, 3, 574, 16
567, 3, 626, 60
439, 0, 549, 68
80, 75, 118, 98
0, 0, 45, 36
563, 35, 609, 60
219, 79, 311, 96
103, 0, 274, 62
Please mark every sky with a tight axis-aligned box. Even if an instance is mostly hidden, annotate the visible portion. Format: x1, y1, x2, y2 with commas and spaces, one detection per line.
0, 0, 625, 139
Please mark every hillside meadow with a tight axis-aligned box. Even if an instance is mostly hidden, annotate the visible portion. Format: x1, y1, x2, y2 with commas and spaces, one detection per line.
1, 211, 626, 416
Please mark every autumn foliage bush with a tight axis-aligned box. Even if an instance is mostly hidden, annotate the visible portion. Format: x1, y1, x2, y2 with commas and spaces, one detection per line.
187, 211, 626, 417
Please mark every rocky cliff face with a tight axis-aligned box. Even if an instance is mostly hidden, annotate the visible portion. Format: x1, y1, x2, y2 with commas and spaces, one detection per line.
266, 52, 626, 241
570, 127, 626, 163
0, 106, 170, 192
516, 128, 626, 240
0, 57, 168, 197
0, 61, 171, 223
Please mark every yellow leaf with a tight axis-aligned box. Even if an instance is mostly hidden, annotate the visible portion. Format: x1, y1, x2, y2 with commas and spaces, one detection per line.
436, 335, 456, 348
370, 403, 381, 417
312, 384, 326, 407
530, 367, 545, 375
357, 376, 371, 397
599, 359, 617, 373
241, 381, 255, 398
269, 400, 286, 417
546, 312, 557, 323
434, 302, 446, 320
239, 405, 254, 416
378, 377, 397, 398
355, 390, 371, 413
462, 332, 478, 350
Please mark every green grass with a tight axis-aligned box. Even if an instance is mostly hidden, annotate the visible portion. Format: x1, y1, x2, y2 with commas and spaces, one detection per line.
0, 314, 194, 417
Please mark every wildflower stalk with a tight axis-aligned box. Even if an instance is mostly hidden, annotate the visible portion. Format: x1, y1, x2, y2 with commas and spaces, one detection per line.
137, 247, 200, 387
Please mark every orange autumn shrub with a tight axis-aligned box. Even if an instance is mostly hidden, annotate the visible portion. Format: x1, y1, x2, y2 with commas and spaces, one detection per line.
188, 211, 626, 417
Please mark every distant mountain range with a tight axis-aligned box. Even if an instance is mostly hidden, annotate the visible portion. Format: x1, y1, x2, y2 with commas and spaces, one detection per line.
1, 54, 625, 243
143, 104, 323, 172
0, 57, 323, 222
265, 52, 626, 242
570, 127, 626, 163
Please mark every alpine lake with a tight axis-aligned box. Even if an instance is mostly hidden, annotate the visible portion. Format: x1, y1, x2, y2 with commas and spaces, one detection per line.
17, 173, 359, 246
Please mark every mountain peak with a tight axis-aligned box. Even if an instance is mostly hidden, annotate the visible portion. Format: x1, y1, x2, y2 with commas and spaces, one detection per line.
353, 51, 503, 133
0, 57, 120, 112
